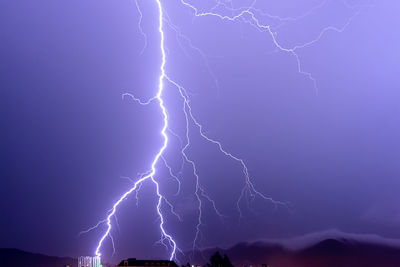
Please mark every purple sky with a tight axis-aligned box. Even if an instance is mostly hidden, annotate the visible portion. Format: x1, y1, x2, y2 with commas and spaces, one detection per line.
1, 0, 400, 263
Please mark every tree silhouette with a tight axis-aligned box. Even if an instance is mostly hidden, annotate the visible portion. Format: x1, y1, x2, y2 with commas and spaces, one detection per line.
222, 254, 234, 267
206, 251, 234, 267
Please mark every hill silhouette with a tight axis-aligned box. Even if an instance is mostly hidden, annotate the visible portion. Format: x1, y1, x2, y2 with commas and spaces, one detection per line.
188, 237, 400, 267
0, 248, 77, 267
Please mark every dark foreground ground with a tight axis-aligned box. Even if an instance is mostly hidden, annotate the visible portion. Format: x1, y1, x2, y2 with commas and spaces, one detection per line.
2, 237, 400, 267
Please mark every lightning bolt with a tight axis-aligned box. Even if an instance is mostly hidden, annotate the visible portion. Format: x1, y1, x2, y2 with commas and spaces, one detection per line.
80, 0, 367, 262
93, 0, 177, 260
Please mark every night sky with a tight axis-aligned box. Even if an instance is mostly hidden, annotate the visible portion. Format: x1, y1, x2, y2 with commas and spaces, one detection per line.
1, 0, 400, 264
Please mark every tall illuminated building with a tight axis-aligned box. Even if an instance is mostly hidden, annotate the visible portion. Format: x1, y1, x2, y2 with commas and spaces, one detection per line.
78, 256, 101, 267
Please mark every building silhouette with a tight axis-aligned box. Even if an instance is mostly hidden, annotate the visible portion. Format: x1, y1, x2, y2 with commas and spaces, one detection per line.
117, 258, 178, 267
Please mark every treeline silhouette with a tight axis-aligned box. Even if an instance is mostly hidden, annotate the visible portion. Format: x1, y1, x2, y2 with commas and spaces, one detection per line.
183, 251, 234, 267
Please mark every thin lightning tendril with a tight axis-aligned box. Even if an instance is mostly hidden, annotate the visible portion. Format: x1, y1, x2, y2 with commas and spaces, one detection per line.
133, 0, 147, 55
161, 155, 182, 196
